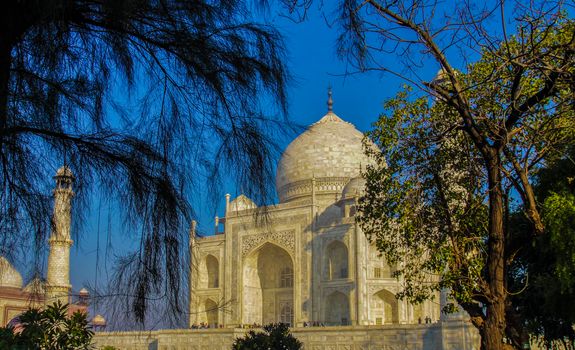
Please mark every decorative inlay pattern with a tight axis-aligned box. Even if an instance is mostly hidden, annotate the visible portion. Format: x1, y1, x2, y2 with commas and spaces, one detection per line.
241, 230, 295, 257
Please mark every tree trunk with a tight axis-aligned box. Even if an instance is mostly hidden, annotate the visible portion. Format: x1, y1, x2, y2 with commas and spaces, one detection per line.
481, 149, 508, 350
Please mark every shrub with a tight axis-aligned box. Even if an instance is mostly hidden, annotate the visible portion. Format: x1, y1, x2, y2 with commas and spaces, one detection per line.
0, 301, 93, 349
232, 323, 302, 350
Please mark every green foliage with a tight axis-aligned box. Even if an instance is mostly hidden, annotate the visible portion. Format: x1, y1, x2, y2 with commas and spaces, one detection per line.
359, 85, 488, 305
331, 0, 574, 347
464, 19, 575, 163
509, 147, 575, 347
0, 301, 93, 349
542, 192, 575, 288
0, 325, 19, 349
232, 323, 302, 350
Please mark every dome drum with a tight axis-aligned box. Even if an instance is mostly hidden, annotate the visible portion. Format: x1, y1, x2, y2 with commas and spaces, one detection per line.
278, 177, 351, 203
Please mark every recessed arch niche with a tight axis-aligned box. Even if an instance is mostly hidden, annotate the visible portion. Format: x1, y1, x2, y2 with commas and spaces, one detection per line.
373, 289, 399, 324
199, 254, 219, 289
242, 242, 294, 325
204, 298, 218, 326
325, 240, 349, 280
205, 254, 219, 288
324, 291, 350, 325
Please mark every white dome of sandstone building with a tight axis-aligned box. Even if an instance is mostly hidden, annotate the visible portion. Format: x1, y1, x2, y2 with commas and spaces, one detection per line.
94, 91, 477, 350
275, 90, 376, 205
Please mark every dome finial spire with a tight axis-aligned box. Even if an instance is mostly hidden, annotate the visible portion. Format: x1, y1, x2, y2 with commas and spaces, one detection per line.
327, 86, 333, 112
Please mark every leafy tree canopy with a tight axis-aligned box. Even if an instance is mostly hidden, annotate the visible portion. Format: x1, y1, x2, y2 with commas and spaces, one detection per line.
509, 146, 575, 348
279, 0, 574, 348
357, 16, 574, 350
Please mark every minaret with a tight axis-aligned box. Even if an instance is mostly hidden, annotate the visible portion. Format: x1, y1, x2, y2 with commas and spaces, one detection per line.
46, 166, 75, 305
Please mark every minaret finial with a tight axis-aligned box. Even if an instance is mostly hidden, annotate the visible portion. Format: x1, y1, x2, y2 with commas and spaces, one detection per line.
327, 86, 333, 112
47, 166, 75, 305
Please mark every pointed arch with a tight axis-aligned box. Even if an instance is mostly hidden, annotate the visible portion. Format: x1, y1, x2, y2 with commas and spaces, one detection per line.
204, 298, 218, 327
205, 254, 219, 288
242, 242, 294, 325
373, 289, 399, 324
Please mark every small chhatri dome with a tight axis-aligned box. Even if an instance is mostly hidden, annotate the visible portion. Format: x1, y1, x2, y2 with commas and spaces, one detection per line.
0, 256, 23, 289
342, 176, 367, 199
54, 165, 75, 191
229, 194, 257, 212
432, 67, 459, 86
434, 68, 448, 83
91, 314, 106, 326
276, 89, 376, 203
79, 287, 89, 296
55, 166, 74, 179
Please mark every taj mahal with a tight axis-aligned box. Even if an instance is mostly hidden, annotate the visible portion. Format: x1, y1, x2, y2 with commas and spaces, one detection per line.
0, 92, 480, 349
188, 93, 441, 328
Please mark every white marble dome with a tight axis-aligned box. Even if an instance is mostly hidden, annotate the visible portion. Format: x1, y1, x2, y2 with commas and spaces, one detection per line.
0, 256, 23, 289
276, 111, 373, 203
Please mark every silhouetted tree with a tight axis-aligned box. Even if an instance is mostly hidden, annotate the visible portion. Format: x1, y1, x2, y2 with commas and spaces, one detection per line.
0, 0, 289, 323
